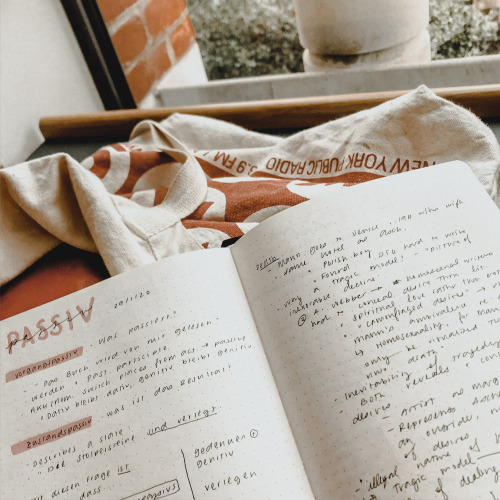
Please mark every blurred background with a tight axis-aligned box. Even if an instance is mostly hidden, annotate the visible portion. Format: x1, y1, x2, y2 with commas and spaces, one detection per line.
1, 0, 499, 167
188, 0, 499, 80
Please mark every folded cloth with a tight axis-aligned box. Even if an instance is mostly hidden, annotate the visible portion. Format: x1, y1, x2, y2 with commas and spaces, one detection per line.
1, 86, 499, 285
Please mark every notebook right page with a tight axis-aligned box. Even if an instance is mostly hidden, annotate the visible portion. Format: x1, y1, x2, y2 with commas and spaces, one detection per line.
231, 162, 500, 499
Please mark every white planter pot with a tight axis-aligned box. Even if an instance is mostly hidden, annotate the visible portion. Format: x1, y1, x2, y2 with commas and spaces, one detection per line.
303, 29, 430, 72
293, 0, 429, 56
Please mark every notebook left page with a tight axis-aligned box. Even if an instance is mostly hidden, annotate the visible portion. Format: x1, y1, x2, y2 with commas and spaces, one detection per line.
0, 248, 313, 500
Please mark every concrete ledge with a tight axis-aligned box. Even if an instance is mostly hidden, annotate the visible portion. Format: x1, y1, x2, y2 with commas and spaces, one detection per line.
157, 55, 500, 107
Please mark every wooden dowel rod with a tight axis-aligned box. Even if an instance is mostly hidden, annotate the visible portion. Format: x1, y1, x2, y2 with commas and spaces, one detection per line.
39, 84, 500, 140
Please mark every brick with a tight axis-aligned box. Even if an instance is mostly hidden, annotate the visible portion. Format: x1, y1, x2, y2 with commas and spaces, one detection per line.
126, 43, 171, 103
171, 15, 195, 58
112, 17, 148, 65
145, 0, 186, 38
97, 0, 137, 23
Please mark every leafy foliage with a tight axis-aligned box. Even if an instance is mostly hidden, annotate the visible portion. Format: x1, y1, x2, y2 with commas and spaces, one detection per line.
188, 0, 499, 80
187, 0, 303, 79
428, 0, 499, 59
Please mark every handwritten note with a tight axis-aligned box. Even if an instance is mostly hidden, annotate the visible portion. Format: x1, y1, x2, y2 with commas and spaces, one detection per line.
0, 250, 313, 500
2, 161, 498, 499
232, 162, 500, 499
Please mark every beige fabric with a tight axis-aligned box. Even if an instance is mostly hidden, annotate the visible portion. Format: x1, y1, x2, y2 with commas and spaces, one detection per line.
160, 86, 500, 199
1, 86, 499, 285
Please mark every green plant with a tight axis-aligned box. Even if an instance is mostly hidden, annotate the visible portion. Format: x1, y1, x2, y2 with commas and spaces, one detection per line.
428, 0, 499, 59
187, 0, 303, 80
188, 0, 499, 80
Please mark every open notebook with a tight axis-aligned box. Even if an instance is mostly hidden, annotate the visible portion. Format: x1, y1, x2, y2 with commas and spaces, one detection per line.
1, 162, 499, 499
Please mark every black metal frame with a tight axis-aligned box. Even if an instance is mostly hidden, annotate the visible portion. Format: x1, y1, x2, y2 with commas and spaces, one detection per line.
60, 0, 136, 109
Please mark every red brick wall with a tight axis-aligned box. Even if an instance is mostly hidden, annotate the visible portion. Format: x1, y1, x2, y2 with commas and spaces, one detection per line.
97, 0, 196, 104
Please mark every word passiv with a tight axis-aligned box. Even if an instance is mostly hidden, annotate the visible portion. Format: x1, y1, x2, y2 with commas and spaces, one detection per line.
5, 297, 95, 354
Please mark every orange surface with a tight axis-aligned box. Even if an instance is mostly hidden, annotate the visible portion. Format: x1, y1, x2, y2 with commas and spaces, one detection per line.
0, 244, 109, 320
